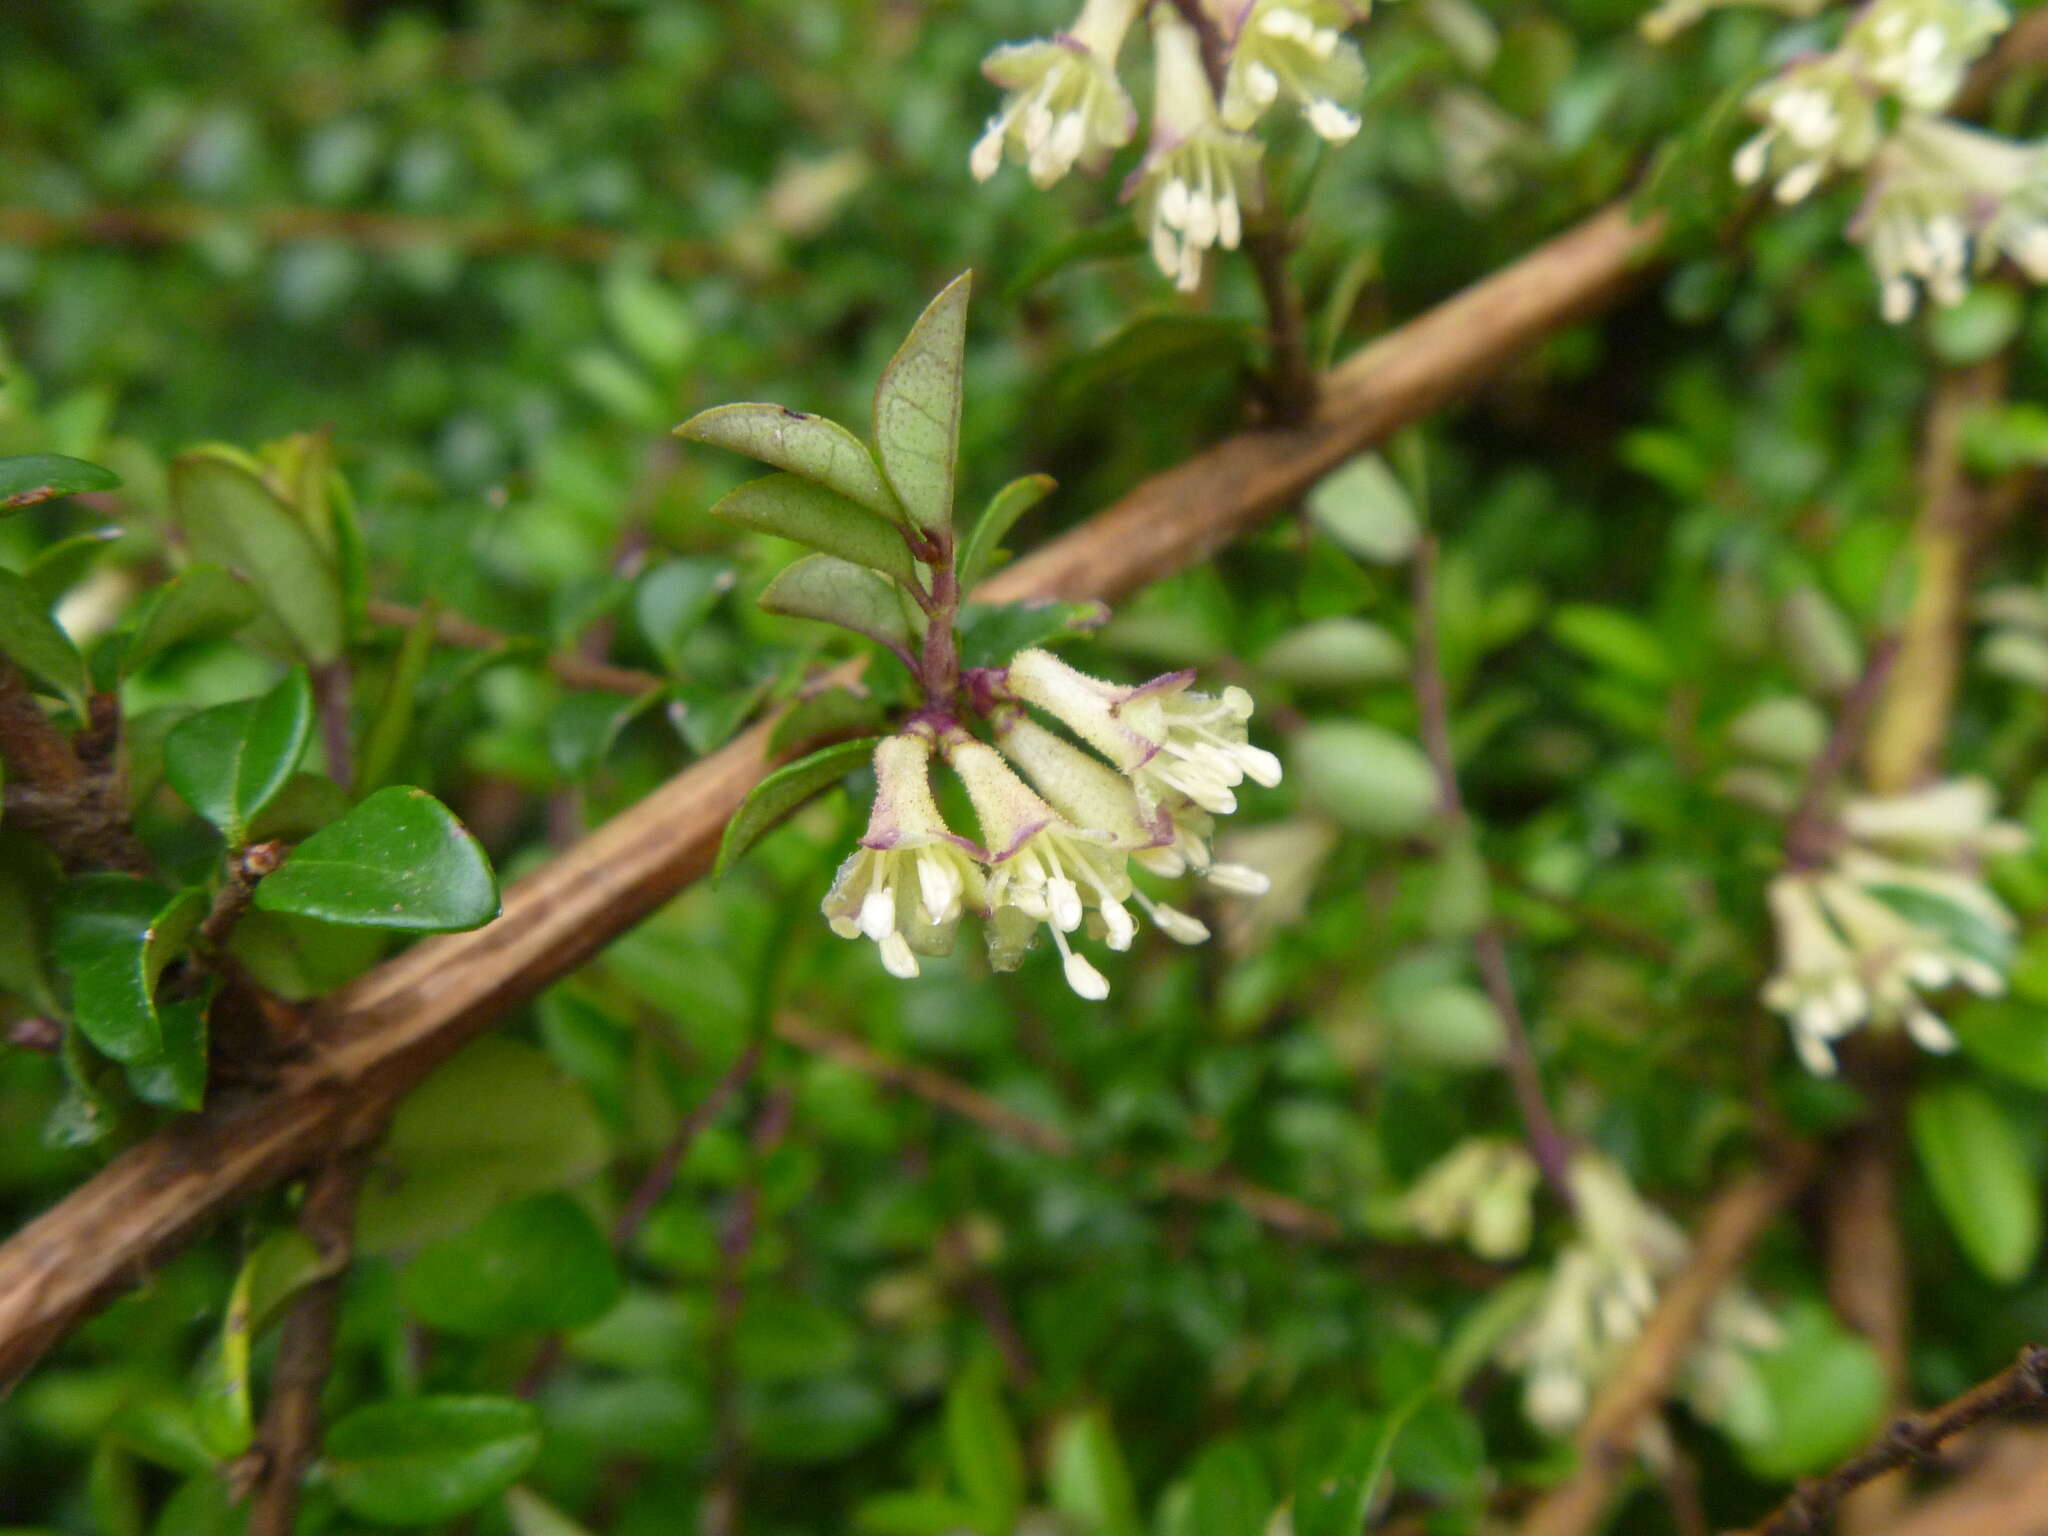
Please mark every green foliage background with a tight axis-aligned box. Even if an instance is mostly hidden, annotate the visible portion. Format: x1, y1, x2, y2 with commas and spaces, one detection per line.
4, 1, 2048, 1533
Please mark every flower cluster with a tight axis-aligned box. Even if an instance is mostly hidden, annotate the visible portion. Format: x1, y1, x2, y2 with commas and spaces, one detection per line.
1763, 777, 2027, 1075
1725, 0, 2048, 319
970, 1, 1368, 291
822, 649, 1281, 998
1400, 1138, 1540, 1262
1504, 1155, 1780, 1441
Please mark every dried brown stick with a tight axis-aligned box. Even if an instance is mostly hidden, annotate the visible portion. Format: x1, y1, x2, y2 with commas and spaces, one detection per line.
1516, 1150, 1816, 1536
0, 198, 1666, 1392
1740, 1346, 2048, 1536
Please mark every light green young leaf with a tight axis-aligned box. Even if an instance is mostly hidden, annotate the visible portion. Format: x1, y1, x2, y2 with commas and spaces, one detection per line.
1290, 721, 1441, 836
0, 452, 121, 513
959, 473, 1056, 589
51, 876, 207, 1063
1048, 1409, 1142, 1536
170, 448, 345, 665
254, 785, 500, 932
716, 735, 881, 881
944, 1374, 1024, 1536
711, 473, 916, 585
23, 528, 122, 609
1911, 1080, 2041, 1285
1255, 617, 1409, 688
636, 557, 737, 676
758, 555, 917, 658
677, 402, 899, 520
873, 271, 970, 533
164, 668, 314, 845
0, 566, 90, 717
1308, 455, 1420, 565
326, 1395, 542, 1525
121, 564, 262, 678
506, 1485, 600, 1536
356, 599, 439, 796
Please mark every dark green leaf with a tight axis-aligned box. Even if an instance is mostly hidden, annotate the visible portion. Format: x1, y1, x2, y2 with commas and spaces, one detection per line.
164, 668, 314, 845
956, 598, 1108, 670
326, 1396, 541, 1525
170, 448, 345, 665
959, 473, 1057, 590
711, 473, 916, 584
944, 1375, 1024, 1536
1550, 603, 1672, 687
854, 1491, 987, 1536
636, 558, 737, 676
1054, 311, 1259, 407
22, 528, 122, 609
1003, 222, 1145, 298
1184, 1438, 1271, 1536
254, 785, 499, 932
758, 554, 916, 657
121, 565, 262, 679
0, 452, 120, 512
872, 272, 970, 532
1951, 999, 2048, 1090
125, 994, 209, 1111
400, 1192, 621, 1337
0, 566, 90, 717
743, 1376, 890, 1464
734, 1296, 860, 1381
768, 683, 889, 755
52, 876, 206, 1063
1910, 1080, 2040, 1285
677, 402, 900, 520
715, 736, 880, 881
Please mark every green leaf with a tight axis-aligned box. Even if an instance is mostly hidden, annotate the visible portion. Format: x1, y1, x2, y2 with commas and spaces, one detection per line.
326, 1395, 542, 1525
356, 598, 440, 795
734, 1296, 860, 1381
769, 684, 889, 756
677, 402, 900, 521
254, 785, 499, 932
713, 472, 916, 584
855, 1491, 987, 1536
0, 452, 120, 513
1055, 311, 1259, 407
715, 736, 880, 881
1951, 998, 2048, 1090
52, 876, 206, 1064
164, 668, 314, 846
355, 1037, 611, 1254
170, 448, 345, 665
121, 565, 262, 679
125, 994, 210, 1111
1289, 722, 1441, 836
960, 473, 1057, 589
0, 566, 90, 717
23, 528, 122, 609
1550, 603, 1672, 687
150, 1475, 243, 1536
956, 598, 1109, 671
506, 1485, 599, 1536
191, 1238, 259, 1460
1738, 1303, 1885, 1478
742, 1375, 890, 1464
1048, 1409, 1142, 1536
1256, 618, 1410, 688
1294, 1412, 1405, 1536
758, 554, 916, 657
1003, 222, 1146, 299
1183, 1438, 1271, 1536
1307, 455, 1421, 565
400, 1192, 621, 1337
872, 271, 970, 532
1929, 282, 2022, 367
944, 1375, 1025, 1536
547, 686, 666, 779
635, 557, 736, 676
1910, 1081, 2040, 1285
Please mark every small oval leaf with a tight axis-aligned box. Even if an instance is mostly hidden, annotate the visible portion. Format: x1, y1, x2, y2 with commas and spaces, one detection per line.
52, 876, 207, 1064
121, 564, 263, 679
165, 668, 314, 845
254, 786, 499, 932
873, 272, 970, 532
960, 473, 1057, 589
326, 1395, 541, 1525
1910, 1081, 2041, 1285
0, 566, 91, 717
399, 1192, 621, 1338
716, 736, 881, 881
0, 452, 121, 512
711, 473, 916, 584
171, 449, 345, 665
757, 555, 915, 657
676, 402, 899, 520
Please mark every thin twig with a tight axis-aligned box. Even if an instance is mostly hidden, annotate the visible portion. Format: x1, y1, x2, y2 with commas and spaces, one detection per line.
1782, 637, 1903, 871
246, 1146, 374, 1536
1516, 1149, 1817, 1536
366, 599, 665, 695
1740, 1346, 2048, 1535
1411, 535, 1576, 1208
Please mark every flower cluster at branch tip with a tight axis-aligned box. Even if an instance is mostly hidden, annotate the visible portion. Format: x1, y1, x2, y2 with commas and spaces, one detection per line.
971, 1, 1370, 290
1401, 1138, 1540, 1262
823, 650, 1280, 997
1724, 0, 2048, 320
1503, 1155, 1781, 1443
1763, 777, 2027, 1075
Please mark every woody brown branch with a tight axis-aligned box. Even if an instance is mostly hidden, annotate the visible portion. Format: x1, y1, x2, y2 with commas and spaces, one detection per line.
0, 661, 152, 876
0, 199, 1675, 1389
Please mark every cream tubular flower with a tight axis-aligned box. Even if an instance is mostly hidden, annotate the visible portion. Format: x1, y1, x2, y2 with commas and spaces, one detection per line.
1733, 55, 1883, 205
1215, 0, 1369, 143
1840, 774, 2030, 861
971, 0, 1144, 188
822, 732, 987, 980
1123, 5, 1265, 291
949, 738, 1135, 998
1400, 1138, 1539, 1261
1130, 799, 1274, 898
1845, 0, 2009, 112
1760, 872, 1869, 1076
1004, 648, 1282, 818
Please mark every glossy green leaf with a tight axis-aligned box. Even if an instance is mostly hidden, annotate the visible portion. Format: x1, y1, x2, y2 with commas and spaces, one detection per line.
254, 785, 499, 932
734, 1295, 860, 1381
121, 565, 262, 678
677, 402, 899, 520
959, 473, 1056, 589
356, 1037, 611, 1254
23, 528, 122, 608
1289, 721, 1441, 836
326, 1395, 542, 1525
1738, 1303, 1885, 1478
0, 566, 90, 717
711, 473, 916, 584
125, 994, 209, 1111
758, 555, 916, 657
1047, 1409, 1142, 1536
944, 1375, 1024, 1536
0, 452, 120, 512
400, 1192, 620, 1337
956, 598, 1108, 670
715, 736, 880, 881
170, 448, 345, 665
1951, 998, 2048, 1090
872, 271, 969, 532
164, 668, 314, 846
1308, 455, 1420, 565
1910, 1081, 2041, 1285
51, 876, 206, 1063
635, 557, 736, 676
